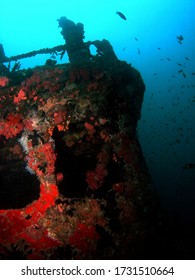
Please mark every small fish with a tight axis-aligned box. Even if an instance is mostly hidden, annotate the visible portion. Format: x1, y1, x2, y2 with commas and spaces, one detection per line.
177, 35, 184, 40
191, 72, 195, 75
134, 37, 139, 41
183, 163, 195, 170
182, 72, 186, 78
185, 56, 190, 60
178, 69, 183, 73
177, 35, 184, 44
157, 47, 161, 50
177, 63, 182, 66
123, 47, 126, 51
166, 57, 171, 61
153, 73, 157, 75
116, 11, 127, 20
137, 48, 140, 55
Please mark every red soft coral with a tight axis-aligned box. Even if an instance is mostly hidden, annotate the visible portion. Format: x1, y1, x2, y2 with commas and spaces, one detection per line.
27, 143, 56, 177
86, 164, 108, 190
0, 113, 24, 139
69, 224, 99, 253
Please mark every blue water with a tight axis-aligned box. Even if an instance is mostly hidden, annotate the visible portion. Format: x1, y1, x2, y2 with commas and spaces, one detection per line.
1, 0, 195, 230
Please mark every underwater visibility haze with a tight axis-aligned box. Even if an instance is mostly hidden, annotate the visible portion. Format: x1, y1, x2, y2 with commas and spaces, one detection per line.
0, 0, 195, 258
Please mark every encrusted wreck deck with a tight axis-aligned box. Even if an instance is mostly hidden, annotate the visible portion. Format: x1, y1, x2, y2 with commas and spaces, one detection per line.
0, 17, 160, 259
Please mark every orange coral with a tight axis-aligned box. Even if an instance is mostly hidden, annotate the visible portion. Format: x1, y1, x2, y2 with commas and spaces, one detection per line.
84, 122, 94, 131
0, 76, 9, 87
14, 89, 27, 104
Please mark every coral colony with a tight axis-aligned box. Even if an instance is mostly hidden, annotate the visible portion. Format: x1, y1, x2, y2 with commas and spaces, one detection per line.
0, 17, 160, 259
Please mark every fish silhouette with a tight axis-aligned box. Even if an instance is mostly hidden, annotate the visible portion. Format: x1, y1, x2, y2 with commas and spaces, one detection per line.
183, 163, 195, 170
176, 35, 184, 44
116, 11, 127, 20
